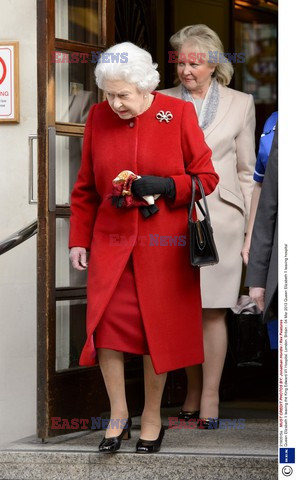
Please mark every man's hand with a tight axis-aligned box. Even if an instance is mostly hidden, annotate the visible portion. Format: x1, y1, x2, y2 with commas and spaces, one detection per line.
69, 247, 88, 271
249, 287, 265, 311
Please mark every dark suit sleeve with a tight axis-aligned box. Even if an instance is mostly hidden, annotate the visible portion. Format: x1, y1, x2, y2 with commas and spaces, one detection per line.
245, 124, 278, 287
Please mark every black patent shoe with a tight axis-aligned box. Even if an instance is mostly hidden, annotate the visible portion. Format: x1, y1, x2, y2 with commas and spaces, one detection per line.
178, 410, 200, 422
98, 417, 132, 453
197, 418, 219, 430
136, 425, 165, 454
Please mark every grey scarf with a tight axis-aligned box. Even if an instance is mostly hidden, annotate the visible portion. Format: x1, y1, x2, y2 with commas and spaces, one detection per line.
181, 79, 219, 130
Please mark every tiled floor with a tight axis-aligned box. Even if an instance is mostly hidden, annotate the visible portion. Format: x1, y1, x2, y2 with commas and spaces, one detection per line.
0, 401, 278, 480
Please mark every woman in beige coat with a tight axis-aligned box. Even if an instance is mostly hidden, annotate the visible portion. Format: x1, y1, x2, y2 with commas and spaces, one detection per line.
161, 24, 256, 427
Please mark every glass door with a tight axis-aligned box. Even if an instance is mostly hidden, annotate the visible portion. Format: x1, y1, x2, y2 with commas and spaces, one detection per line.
36, 0, 117, 439
233, 2, 278, 144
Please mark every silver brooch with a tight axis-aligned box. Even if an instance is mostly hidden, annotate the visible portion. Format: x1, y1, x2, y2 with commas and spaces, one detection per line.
156, 110, 173, 123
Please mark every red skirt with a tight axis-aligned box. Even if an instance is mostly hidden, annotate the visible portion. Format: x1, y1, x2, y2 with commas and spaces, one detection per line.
94, 256, 149, 355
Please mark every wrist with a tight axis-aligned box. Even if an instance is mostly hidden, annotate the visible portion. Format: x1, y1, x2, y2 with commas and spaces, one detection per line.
164, 177, 176, 198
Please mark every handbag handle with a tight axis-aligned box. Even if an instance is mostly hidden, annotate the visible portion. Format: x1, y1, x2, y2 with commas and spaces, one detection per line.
188, 175, 211, 223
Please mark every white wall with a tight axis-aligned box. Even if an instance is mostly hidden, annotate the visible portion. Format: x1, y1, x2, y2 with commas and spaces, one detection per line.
0, 0, 37, 447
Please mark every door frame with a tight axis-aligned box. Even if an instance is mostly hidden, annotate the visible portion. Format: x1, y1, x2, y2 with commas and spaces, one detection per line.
36, 0, 120, 439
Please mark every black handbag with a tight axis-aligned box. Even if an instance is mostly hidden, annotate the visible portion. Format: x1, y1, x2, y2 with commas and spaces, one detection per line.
188, 176, 219, 267
227, 297, 269, 367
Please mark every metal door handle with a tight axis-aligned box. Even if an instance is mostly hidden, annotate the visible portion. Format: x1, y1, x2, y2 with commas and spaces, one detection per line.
28, 134, 38, 204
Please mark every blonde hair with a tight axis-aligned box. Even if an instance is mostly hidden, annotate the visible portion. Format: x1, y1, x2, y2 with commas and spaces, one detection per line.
170, 24, 234, 86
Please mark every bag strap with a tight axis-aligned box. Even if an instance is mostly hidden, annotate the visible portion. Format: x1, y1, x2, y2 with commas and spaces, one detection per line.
188, 175, 211, 223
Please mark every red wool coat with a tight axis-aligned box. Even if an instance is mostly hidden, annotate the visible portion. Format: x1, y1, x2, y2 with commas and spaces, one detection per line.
69, 92, 219, 374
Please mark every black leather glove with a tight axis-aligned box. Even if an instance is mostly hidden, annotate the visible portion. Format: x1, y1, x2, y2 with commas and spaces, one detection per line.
131, 176, 176, 198
111, 196, 125, 208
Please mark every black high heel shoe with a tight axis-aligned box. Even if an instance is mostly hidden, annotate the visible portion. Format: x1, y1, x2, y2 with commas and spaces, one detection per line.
98, 417, 132, 453
178, 410, 200, 422
197, 417, 219, 430
136, 425, 165, 454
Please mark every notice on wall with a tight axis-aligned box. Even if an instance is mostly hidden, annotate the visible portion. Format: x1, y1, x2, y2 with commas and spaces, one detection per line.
0, 42, 19, 123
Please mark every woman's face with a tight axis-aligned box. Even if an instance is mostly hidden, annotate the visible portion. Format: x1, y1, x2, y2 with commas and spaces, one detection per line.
104, 79, 148, 119
177, 42, 215, 96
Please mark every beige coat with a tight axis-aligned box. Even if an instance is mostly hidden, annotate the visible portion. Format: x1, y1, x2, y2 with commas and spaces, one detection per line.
160, 84, 256, 307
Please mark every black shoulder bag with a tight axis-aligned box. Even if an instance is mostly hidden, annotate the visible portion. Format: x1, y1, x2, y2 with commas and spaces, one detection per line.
188, 176, 219, 267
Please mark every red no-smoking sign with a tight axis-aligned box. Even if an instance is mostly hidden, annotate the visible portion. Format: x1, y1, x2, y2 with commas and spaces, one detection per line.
0, 56, 7, 85
0, 43, 19, 122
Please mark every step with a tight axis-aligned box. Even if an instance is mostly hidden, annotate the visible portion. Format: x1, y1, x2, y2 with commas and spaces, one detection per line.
0, 416, 278, 480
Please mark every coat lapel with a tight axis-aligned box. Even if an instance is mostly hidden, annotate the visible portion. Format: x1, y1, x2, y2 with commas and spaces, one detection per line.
160, 84, 233, 138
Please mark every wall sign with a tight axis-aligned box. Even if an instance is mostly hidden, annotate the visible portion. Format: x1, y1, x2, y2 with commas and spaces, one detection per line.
0, 42, 19, 123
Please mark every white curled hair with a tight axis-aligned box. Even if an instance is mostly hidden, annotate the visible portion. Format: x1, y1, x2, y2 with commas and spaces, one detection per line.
95, 42, 160, 92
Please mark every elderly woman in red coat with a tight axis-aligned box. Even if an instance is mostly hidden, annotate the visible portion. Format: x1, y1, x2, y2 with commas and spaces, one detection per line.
69, 41, 219, 454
